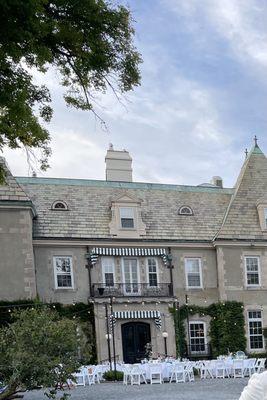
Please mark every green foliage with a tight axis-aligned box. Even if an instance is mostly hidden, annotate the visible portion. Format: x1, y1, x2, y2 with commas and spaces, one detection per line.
0, 307, 80, 400
103, 370, 123, 381
0, 0, 142, 174
0, 300, 97, 365
170, 301, 246, 358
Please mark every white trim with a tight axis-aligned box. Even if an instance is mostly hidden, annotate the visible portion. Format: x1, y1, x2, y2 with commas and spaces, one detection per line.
247, 310, 264, 352
146, 257, 159, 287
245, 256, 261, 288
185, 257, 203, 289
53, 256, 74, 289
122, 257, 140, 295
188, 320, 207, 354
101, 257, 115, 286
119, 207, 135, 229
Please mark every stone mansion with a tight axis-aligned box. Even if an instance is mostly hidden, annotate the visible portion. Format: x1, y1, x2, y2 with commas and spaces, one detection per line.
0, 141, 267, 362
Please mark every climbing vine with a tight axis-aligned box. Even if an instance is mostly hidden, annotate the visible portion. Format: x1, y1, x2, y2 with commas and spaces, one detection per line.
171, 301, 246, 358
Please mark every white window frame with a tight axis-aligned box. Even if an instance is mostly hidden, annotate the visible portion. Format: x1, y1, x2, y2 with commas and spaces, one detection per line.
53, 256, 74, 289
185, 257, 203, 289
119, 207, 135, 229
101, 257, 115, 286
189, 321, 207, 354
122, 257, 140, 295
146, 258, 159, 287
247, 310, 264, 351
245, 256, 261, 288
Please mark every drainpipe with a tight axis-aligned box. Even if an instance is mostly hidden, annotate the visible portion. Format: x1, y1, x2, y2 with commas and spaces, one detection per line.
167, 247, 174, 296
85, 246, 93, 297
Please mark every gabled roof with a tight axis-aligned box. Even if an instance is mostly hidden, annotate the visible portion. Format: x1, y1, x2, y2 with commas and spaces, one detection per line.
0, 157, 31, 202
215, 144, 267, 240
16, 176, 232, 241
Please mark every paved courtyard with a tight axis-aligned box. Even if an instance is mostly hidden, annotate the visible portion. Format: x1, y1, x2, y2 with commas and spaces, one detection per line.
24, 379, 249, 400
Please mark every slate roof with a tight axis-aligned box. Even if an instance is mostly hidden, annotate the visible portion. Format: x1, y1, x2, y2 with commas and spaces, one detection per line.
16, 176, 233, 241
215, 144, 267, 240
0, 157, 31, 202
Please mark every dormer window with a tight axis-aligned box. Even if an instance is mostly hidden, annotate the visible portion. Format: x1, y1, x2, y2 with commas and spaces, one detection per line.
178, 206, 193, 216
120, 207, 134, 228
109, 192, 146, 238
51, 201, 68, 210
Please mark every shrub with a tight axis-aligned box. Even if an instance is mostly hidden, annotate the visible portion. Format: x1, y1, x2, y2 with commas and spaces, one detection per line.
103, 371, 124, 381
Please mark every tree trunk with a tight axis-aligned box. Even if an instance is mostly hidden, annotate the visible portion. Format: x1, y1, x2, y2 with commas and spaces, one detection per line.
0, 384, 20, 400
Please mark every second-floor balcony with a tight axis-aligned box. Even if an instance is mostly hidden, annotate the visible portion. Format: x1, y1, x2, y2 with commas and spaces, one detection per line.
91, 282, 173, 298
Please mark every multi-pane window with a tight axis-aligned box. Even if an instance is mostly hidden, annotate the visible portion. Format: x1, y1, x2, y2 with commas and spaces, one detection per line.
147, 258, 158, 287
248, 311, 264, 350
120, 207, 135, 228
185, 258, 202, 288
189, 322, 206, 353
264, 208, 267, 228
245, 257, 260, 286
102, 257, 115, 286
54, 256, 73, 288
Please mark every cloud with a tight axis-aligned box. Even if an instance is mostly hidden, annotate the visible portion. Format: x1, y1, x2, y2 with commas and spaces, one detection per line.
165, 0, 267, 69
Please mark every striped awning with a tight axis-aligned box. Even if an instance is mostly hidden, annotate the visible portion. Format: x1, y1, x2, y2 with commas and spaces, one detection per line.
110, 310, 162, 330
88, 247, 168, 266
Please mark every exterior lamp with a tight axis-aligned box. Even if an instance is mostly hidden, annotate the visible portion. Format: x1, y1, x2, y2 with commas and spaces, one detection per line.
105, 333, 112, 340
162, 331, 168, 357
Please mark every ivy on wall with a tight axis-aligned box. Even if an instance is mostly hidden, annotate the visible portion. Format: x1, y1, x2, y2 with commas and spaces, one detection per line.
171, 301, 246, 357
0, 300, 97, 363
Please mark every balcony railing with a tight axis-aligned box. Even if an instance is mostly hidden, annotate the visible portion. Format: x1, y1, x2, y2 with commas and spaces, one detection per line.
184, 343, 212, 359
91, 283, 173, 298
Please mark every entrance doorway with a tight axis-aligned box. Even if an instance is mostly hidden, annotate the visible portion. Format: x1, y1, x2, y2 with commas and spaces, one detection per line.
122, 322, 151, 363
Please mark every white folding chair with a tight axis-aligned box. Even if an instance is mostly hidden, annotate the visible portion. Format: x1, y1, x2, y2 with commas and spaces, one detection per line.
123, 365, 132, 385
84, 366, 96, 385
185, 362, 195, 382
215, 361, 229, 379
233, 360, 244, 378
130, 365, 147, 385
72, 368, 86, 386
148, 364, 162, 384
243, 359, 256, 377
255, 358, 266, 373
169, 363, 186, 383
200, 361, 213, 379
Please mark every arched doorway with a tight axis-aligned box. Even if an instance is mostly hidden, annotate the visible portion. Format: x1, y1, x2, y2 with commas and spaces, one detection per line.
121, 322, 151, 363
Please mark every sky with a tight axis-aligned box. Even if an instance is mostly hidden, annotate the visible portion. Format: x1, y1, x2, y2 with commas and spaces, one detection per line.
3, 0, 267, 187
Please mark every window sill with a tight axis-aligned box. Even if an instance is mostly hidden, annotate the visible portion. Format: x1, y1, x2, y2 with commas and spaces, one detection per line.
245, 286, 262, 290
53, 288, 77, 292
186, 287, 203, 290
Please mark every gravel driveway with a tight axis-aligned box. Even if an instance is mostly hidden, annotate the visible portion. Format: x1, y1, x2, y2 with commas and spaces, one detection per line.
23, 378, 248, 400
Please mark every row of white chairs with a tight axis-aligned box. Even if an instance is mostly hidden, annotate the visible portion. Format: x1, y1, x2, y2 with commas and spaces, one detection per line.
199, 358, 266, 380
123, 362, 195, 385
72, 365, 103, 386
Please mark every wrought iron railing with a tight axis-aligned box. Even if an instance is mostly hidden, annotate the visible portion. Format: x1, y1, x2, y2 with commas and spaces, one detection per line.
184, 343, 212, 359
92, 283, 173, 297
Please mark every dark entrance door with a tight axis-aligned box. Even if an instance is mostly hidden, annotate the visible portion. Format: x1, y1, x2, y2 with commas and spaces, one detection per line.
122, 322, 151, 364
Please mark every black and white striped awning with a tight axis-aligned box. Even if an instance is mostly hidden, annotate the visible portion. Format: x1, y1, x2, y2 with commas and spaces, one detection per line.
88, 247, 168, 266
110, 310, 162, 330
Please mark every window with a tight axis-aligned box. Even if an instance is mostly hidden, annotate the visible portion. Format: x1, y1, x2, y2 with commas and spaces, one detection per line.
120, 207, 134, 228
264, 208, 267, 228
189, 322, 206, 353
102, 257, 115, 287
185, 258, 202, 288
245, 257, 260, 287
52, 201, 68, 210
248, 311, 264, 350
53, 256, 73, 288
147, 258, 158, 287
178, 206, 193, 215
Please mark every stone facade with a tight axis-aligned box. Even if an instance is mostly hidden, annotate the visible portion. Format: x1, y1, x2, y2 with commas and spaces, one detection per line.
1, 143, 267, 360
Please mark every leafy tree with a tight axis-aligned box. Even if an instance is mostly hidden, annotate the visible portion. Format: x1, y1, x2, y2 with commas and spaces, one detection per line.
0, 307, 81, 400
0, 0, 142, 179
